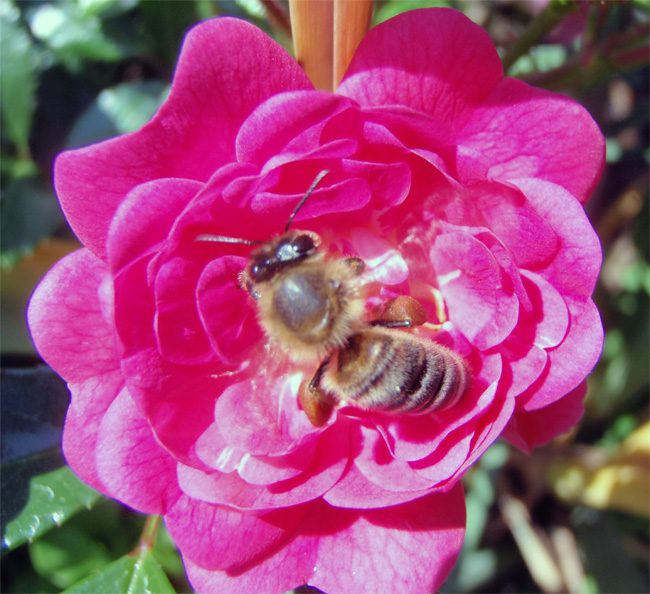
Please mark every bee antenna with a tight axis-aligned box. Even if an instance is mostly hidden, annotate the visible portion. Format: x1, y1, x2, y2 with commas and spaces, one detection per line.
284, 170, 330, 233
196, 235, 265, 245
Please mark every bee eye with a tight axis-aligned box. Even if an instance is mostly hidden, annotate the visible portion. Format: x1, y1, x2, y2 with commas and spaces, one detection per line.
292, 234, 315, 255
250, 258, 275, 283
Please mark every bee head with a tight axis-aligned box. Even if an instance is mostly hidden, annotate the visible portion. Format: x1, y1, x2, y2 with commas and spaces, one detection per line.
249, 232, 319, 283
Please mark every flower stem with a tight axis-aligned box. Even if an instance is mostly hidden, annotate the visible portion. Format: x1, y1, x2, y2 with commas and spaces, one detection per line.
136, 514, 162, 554
501, 0, 579, 73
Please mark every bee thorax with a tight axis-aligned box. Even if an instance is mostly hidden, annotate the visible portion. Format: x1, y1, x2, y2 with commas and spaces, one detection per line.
271, 271, 333, 340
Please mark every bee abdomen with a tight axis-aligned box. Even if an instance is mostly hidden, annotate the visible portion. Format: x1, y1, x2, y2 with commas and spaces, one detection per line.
397, 347, 468, 414
330, 332, 469, 415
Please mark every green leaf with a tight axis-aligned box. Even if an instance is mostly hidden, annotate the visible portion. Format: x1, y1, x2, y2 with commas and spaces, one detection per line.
0, 0, 39, 156
62, 550, 177, 594
2, 465, 102, 553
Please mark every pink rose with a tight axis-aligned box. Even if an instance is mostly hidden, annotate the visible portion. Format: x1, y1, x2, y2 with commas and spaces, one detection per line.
28, 8, 604, 593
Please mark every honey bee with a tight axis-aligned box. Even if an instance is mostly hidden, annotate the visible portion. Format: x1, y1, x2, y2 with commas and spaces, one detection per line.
197, 172, 470, 426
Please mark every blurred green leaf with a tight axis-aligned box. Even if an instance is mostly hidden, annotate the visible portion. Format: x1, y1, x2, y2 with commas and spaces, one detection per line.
233, 0, 267, 19
373, 1, 450, 25
30, 524, 112, 588
66, 80, 168, 149
77, 0, 139, 19
61, 550, 176, 594
1, 365, 102, 553
27, 3, 126, 69
138, 0, 200, 66
510, 45, 568, 77
152, 524, 185, 580
0, 0, 40, 156
1, 175, 64, 267
573, 508, 649, 593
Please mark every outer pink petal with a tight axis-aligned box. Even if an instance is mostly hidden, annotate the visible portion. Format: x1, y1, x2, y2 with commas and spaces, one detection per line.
339, 8, 503, 131
186, 488, 466, 594
96, 388, 181, 513
165, 494, 309, 572
521, 298, 602, 411
503, 383, 586, 452
28, 249, 118, 381
55, 17, 312, 258
61, 373, 123, 493
460, 78, 605, 203
511, 178, 602, 299
28, 249, 122, 492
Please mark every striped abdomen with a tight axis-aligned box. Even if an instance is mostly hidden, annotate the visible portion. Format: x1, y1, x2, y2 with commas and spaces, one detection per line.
321, 328, 469, 415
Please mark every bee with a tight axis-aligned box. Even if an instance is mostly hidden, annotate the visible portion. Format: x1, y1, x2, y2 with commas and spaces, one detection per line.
198, 171, 470, 427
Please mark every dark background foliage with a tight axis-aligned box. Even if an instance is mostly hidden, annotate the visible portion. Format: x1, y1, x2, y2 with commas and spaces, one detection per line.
1, 1, 648, 593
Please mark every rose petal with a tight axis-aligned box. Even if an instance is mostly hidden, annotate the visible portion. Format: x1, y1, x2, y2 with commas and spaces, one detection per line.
460, 78, 605, 203
520, 298, 602, 411
28, 250, 122, 492
107, 179, 203, 273
518, 270, 570, 349
215, 375, 321, 456
509, 177, 602, 299
96, 388, 180, 513
339, 8, 502, 130
349, 228, 410, 285
195, 422, 319, 485
432, 232, 519, 350
28, 249, 118, 380
178, 422, 350, 511
55, 18, 311, 258
236, 91, 353, 165
503, 383, 586, 452
165, 494, 308, 571
186, 488, 466, 594
354, 425, 435, 492
324, 461, 439, 509
197, 255, 262, 364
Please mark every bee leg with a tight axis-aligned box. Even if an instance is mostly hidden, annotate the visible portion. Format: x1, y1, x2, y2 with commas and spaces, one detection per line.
370, 319, 413, 328
370, 295, 428, 327
237, 271, 260, 300
298, 357, 335, 427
